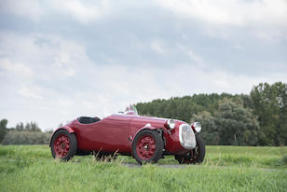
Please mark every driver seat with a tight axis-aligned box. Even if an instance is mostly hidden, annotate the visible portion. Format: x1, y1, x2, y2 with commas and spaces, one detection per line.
78, 116, 101, 124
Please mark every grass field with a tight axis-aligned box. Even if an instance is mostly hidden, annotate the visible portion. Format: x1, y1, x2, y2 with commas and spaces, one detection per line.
0, 145, 286, 192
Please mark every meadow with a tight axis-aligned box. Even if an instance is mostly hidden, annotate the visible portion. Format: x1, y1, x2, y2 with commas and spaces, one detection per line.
0, 145, 286, 192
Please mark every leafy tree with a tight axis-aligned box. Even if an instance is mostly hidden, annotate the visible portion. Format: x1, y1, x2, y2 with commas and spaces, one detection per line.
192, 111, 220, 145
0, 119, 8, 143
2, 131, 50, 145
1, 120, 46, 145
216, 99, 260, 145
15, 122, 24, 131
250, 82, 287, 145
12, 122, 41, 132
192, 99, 260, 145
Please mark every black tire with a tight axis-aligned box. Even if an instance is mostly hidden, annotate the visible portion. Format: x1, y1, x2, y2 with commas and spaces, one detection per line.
50, 129, 77, 161
193, 134, 205, 163
132, 129, 164, 165
175, 134, 205, 164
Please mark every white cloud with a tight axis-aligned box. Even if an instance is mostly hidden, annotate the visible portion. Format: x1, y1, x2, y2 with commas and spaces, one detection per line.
0, 0, 43, 21
1, 0, 111, 23
156, 0, 287, 42
50, 0, 111, 23
0, 32, 91, 81
176, 44, 205, 66
18, 86, 44, 100
52, 40, 89, 77
151, 40, 166, 55
0, 59, 34, 78
156, 0, 287, 27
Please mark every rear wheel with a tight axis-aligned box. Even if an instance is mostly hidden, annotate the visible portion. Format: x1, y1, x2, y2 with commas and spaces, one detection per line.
132, 129, 164, 164
175, 134, 205, 164
51, 130, 77, 161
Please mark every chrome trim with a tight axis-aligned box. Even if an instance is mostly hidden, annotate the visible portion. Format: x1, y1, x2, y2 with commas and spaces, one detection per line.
179, 124, 196, 149
167, 119, 175, 129
192, 122, 202, 133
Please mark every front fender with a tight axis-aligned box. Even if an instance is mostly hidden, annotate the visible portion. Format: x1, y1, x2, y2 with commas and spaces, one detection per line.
131, 125, 161, 144
49, 126, 75, 147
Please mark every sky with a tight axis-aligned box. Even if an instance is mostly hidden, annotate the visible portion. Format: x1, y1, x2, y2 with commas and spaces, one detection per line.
0, 0, 287, 130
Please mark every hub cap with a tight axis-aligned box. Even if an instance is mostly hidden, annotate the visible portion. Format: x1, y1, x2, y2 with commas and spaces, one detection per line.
136, 135, 156, 160
53, 135, 70, 158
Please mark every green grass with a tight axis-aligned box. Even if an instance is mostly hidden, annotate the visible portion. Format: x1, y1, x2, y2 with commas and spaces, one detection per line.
0, 145, 286, 192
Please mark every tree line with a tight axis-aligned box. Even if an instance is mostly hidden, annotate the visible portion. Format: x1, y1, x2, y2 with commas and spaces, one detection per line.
136, 82, 287, 146
0, 121, 51, 145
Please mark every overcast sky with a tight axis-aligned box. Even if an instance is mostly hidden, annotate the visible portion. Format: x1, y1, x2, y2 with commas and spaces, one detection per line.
0, 0, 287, 130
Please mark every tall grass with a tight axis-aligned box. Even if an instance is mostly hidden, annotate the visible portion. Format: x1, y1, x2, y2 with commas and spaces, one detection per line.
0, 145, 286, 192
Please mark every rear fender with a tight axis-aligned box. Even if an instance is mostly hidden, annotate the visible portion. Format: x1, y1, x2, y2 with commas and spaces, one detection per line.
49, 126, 75, 147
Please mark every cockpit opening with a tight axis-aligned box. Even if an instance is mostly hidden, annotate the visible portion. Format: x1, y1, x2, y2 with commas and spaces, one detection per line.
78, 116, 101, 124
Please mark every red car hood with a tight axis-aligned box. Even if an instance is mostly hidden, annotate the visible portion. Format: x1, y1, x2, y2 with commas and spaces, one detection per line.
130, 115, 186, 128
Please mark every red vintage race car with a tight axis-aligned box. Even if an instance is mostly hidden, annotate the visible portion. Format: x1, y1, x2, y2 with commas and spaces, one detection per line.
50, 105, 205, 164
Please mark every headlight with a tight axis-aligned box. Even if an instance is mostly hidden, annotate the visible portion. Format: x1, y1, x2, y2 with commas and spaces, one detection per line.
166, 119, 176, 130
179, 124, 196, 149
192, 122, 201, 133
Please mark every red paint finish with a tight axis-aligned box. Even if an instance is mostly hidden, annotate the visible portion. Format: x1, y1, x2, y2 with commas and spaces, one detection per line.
163, 123, 187, 154
136, 135, 156, 160
72, 114, 132, 152
51, 113, 192, 155
53, 134, 70, 158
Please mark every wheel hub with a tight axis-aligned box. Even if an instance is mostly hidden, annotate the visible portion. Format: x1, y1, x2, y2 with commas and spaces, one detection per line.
53, 135, 70, 158
136, 135, 156, 160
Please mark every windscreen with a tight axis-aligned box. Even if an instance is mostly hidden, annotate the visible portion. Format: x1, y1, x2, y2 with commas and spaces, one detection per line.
124, 105, 138, 115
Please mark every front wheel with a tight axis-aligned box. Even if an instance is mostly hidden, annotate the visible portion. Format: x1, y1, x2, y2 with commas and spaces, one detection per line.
175, 134, 205, 164
50, 129, 77, 161
132, 129, 164, 164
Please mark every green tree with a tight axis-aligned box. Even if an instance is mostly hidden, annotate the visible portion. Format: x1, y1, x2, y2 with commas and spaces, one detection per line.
216, 99, 260, 145
28, 122, 41, 132
13, 122, 41, 132
192, 111, 220, 145
250, 82, 287, 145
0, 119, 8, 143
2, 131, 50, 145
15, 122, 24, 131
192, 99, 260, 145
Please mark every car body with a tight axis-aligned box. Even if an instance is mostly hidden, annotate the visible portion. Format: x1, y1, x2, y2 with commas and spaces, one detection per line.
50, 106, 205, 164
